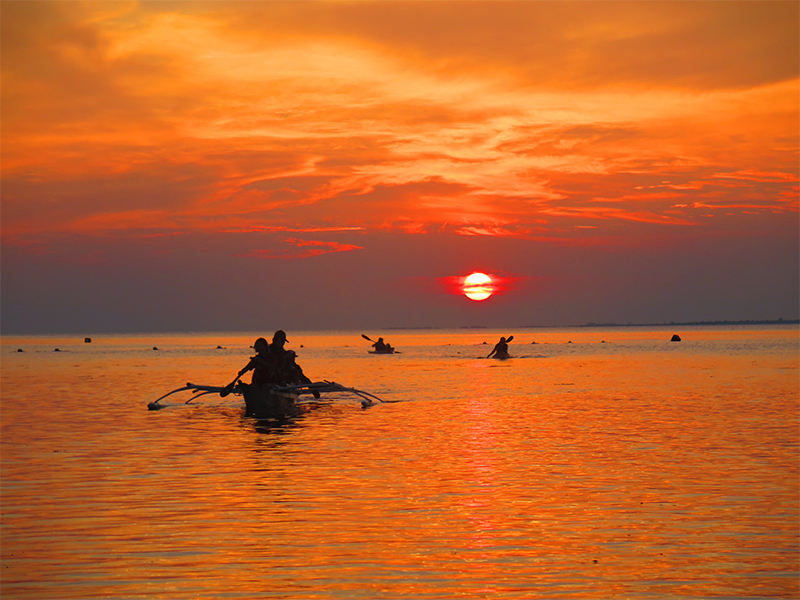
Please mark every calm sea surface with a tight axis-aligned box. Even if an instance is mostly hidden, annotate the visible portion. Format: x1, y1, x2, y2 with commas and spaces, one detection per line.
2, 327, 798, 599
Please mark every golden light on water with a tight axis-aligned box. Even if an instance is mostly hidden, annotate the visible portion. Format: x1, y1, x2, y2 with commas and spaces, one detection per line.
0, 329, 798, 598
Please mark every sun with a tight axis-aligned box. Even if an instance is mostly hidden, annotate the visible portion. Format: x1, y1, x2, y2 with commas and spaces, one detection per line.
463, 272, 493, 301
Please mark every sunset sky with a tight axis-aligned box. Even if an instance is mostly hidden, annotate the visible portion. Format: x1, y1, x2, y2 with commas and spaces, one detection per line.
2, 1, 798, 334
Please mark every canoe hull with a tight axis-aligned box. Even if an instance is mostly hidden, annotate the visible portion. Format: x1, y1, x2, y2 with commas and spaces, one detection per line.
241, 382, 300, 418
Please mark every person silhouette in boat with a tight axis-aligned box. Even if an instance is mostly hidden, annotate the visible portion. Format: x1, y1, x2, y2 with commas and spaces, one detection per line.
372, 337, 394, 353
269, 330, 318, 396
238, 337, 279, 387
487, 336, 511, 359
269, 330, 293, 380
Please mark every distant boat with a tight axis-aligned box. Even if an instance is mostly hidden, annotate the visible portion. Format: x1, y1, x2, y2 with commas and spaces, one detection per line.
362, 334, 398, 354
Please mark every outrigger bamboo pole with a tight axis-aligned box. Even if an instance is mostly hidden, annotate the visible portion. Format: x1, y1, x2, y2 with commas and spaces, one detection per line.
148, 380, 392, 410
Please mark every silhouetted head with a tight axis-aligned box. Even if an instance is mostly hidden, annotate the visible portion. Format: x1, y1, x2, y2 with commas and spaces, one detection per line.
272, 330, 288, 344
254, 337, 269, 353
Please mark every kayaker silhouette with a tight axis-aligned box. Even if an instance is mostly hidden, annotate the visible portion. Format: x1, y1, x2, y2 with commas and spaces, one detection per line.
372, 337, 394, 353
361, 334, 397, 353
487, 335, 513, 359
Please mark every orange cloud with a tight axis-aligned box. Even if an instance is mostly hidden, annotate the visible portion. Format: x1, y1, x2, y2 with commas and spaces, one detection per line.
713, 170, 800, 183
1, 1, 797, 249
237, 238, 363, 260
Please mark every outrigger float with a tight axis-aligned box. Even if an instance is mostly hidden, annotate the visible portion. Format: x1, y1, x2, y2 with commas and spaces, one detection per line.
148, 380, 387, 417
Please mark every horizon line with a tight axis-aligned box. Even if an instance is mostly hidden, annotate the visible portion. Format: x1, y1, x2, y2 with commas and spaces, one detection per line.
2, 318, 798, 338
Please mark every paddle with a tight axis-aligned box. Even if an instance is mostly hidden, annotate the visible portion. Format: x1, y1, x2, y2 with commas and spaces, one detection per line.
219, 374, 241, 397
361, 334, 374, 342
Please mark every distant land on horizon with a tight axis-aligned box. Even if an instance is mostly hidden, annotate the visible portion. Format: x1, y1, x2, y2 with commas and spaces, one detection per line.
570, 318, 800, 328
387, 319, 800, 330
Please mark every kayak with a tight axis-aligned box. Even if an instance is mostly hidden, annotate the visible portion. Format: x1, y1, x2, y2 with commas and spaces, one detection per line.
369, 349, 396, 354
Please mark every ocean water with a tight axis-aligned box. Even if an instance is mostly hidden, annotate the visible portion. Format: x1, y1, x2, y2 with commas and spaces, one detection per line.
1, 326, 798, 599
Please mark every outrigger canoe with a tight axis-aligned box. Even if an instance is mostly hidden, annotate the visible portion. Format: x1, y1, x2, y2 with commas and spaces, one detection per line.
240, 381, 385, 417
148, 380, 385, 417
